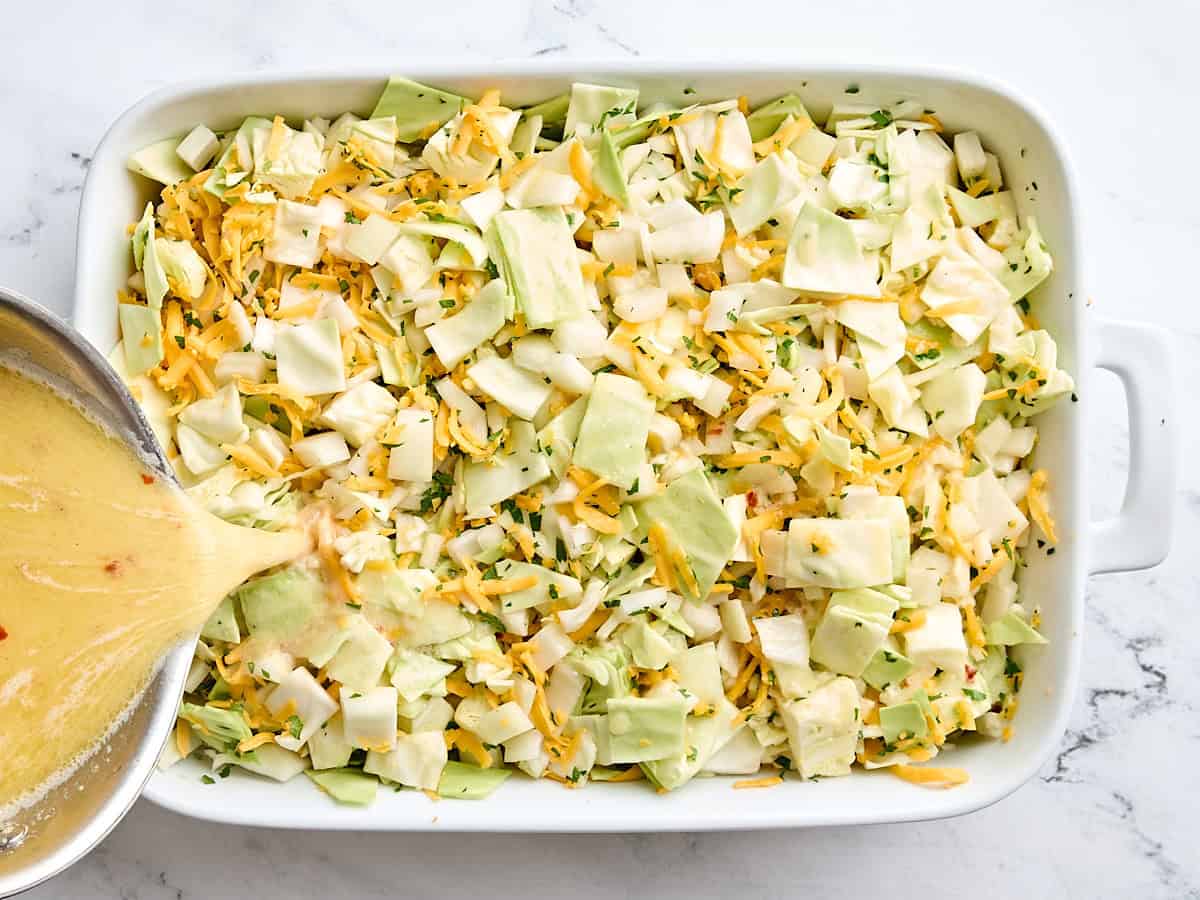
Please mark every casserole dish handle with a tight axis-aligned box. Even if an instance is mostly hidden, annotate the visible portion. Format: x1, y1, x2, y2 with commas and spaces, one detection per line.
1088, 318, 1177, 574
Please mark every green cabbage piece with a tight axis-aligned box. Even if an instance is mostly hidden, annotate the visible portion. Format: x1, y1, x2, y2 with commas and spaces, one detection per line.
325, 616, 394, 691
308, 715, 354, 770
670, 643, 724, 706
568, 713, 615, 766
203, 117, 272, 198
352, 567, 413, 630
569, 644, 633, 715
396, 220, 489, 269
211, 744, 306, 782
389, 649, 454, 702
371, 77, 469, 142
745, 94, 811, 141
535, 396, 587, 479
635, 468, 738, 602
602, 558, 657, 604
977, 646, 1009, 705
879, 700, 929, 745
861, 647, 913, 691
492, 559, 581, 612
838, 493, 910, 582
274, 318, 347, 397
620, 619, 676, 671
564, 83, 638, 136
200, 594, 240, 644
608, 108, 676, 150
462, 420, 551, 516
592, 128, 629, 205
424, 278, 509, 368
306, 768, 378, 806
809, 587, 899, 677
437, 761, 510, 799
641, 697, 741, 791
236, 567, 323, 642
572, 373, 653, 490
396, 597, 473, 649
606, 695, 689, 763
489, 207, 589, 329
783, 204, 880, 297
250, 121, 323, 198
999, 218, 1054, 301
726, 153, 804, 237
127, 137, 193, 186
522, 94, 570, 139
467, 355, 552, 420
118, 303, 162, 375
815, 421, 852, 470
904, 320, 980, 371
155, 238, 207, 299
985, 612, 1047, 646
947, 187, 1015, 229
179, 702, 251, 748
131, 202, 169, 309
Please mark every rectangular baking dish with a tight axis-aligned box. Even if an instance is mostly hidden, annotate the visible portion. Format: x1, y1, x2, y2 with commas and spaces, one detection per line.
73, 62, 1177, 831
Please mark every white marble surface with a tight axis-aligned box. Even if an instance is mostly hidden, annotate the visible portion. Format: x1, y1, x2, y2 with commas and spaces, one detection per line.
2, 1, 1196, 897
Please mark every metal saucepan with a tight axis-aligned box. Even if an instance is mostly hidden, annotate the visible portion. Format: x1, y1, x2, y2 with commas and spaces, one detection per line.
0, 287, 193, 898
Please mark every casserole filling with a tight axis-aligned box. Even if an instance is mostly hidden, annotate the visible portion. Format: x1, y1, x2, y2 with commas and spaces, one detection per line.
115, 77, 1072, 801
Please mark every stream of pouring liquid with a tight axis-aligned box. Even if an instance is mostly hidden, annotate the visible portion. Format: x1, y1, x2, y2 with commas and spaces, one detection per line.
0, 364, 309, 815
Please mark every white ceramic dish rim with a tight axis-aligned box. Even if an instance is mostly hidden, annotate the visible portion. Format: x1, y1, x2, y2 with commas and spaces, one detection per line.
72, 60, 1176, 832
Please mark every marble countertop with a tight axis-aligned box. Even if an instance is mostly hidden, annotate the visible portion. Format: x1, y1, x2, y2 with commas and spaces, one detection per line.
3, 1, 1196, 897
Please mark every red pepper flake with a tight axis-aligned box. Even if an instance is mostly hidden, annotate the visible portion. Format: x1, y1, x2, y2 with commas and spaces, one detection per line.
746, 490, 758, 510
104, 560, 122, 576
0, 625, 7, 641
965, 664, 977, 680
141, 474, 155, 485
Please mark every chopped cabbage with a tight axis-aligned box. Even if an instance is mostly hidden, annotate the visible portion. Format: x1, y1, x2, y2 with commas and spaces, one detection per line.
124, 77, 1070, 799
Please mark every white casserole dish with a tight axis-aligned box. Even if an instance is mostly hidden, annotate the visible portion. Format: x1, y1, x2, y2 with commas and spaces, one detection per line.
73, 62, 1176, 831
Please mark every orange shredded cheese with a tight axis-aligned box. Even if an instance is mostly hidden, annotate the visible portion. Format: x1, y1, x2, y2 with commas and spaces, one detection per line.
890, 609, 927, 634
733, 775, 783, 789
174, 720, 193, 759
222, 442, 282, 479
572, 477, 623, 535
752, 117, 811, 155
479, 575, 538, 596
568, 140, 596, 204
568, 609, 610, 643
962, 605, 987, 648
645, 523, 677, 591
236, 732, 278, 754
1025, 469, 1058, 544
966, 178, 991, 198
890, 764, 969, 788
925, 299, 981, 319
725, 655, 759, 702
447, 728, 493, 768
607, 766, 645, 783
969, 552, 1011, 593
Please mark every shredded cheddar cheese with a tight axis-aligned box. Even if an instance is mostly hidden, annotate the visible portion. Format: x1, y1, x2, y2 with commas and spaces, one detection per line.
889, 765, 970, 788
1025, 469, 1059, 544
